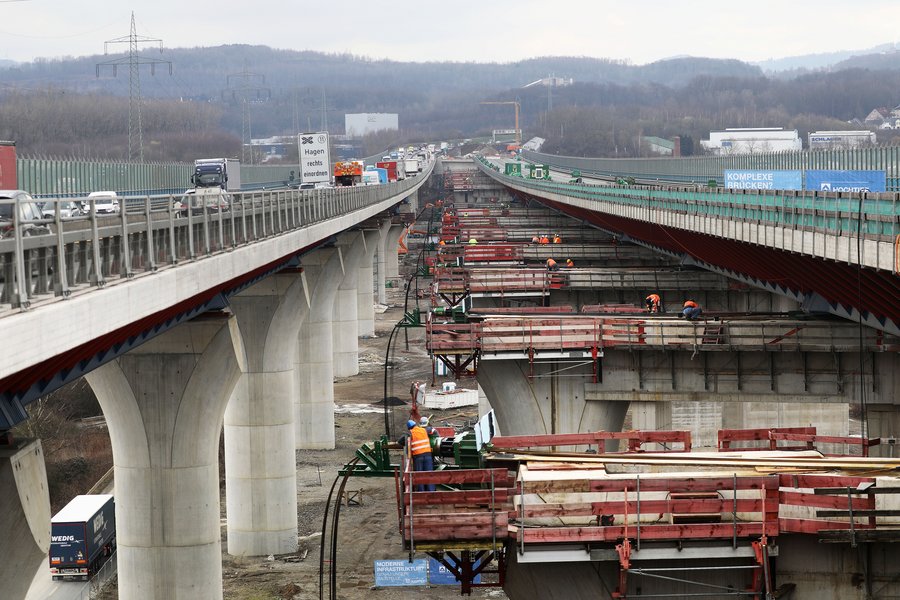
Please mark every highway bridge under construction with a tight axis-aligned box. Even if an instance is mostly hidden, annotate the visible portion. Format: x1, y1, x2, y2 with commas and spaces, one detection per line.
351, 156, 900, 599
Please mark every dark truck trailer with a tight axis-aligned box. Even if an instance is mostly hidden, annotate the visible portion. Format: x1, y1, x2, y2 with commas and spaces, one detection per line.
50, 494, 116, 581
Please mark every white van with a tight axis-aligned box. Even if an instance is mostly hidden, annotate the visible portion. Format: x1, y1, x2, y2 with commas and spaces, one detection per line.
87, 191, 120, 215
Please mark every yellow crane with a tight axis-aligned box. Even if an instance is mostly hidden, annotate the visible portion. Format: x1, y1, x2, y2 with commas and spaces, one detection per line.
480, 100, 521, 146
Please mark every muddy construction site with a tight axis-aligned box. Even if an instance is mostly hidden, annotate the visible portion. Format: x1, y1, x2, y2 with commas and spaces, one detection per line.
220, 273, 507, 599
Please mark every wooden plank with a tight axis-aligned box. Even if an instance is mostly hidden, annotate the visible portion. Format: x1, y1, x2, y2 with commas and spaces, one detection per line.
779, 518, 866, 534
406, 468, 512, 486
812, 487, 900, 495
589, 476, 777, 493
515, 522, 779, 543
779, 474, 876, 488
405, 489, 516, 506
523, 498, 775, 518
816, 510, 900, 517
779, 491, 873, 510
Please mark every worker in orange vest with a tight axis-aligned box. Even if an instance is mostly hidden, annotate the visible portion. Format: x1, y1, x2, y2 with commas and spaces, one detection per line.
546, 258, 559, 272
403, 419, 435, 491
565, 258, 574, 268
553, 234, 562, 244
539, 235, 550, 245
645, 293, 661, 313
682, 300, 702, 320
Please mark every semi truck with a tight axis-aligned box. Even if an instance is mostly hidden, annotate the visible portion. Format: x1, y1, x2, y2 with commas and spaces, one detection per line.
333, 161, 363, 187
376, 161, 401, 182
192, 158, 241, 192
50, 494, 116, 581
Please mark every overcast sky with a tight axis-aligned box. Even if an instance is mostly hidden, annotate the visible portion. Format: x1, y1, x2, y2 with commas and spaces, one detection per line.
1, 0, 899, 65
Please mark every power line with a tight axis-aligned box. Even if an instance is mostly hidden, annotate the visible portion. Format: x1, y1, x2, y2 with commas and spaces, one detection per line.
96, 12, 171, 164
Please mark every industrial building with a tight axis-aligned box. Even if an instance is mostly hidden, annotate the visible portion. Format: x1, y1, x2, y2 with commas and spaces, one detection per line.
344, 113, 399, 137
808, 130, 876, 149
700, 127, 802, 155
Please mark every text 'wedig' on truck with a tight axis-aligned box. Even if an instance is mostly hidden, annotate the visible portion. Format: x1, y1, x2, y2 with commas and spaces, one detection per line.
50, 494, 116, 581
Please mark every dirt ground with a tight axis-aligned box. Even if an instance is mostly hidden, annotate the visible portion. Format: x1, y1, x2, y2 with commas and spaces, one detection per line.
214, 256, 509, 599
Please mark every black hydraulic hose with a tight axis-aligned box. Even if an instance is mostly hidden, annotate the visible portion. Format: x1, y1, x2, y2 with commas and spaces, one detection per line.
383, 321, 402, 439
319, 457, 360, 600
329, 462, 359, 600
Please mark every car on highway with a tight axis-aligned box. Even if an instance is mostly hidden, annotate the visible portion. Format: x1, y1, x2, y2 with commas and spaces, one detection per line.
86, 191, 120, 215
41, 200, 85, 219
177, 188, 230, 216
0, 189, 52, 238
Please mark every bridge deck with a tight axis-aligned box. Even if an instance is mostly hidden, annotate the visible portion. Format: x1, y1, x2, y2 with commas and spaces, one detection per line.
426, 315, 899, 356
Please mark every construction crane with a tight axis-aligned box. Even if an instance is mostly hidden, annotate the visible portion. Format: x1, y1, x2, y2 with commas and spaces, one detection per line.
480, 100, 521, 146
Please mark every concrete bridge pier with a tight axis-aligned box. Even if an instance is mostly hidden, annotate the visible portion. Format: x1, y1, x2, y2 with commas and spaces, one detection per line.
375, 220, 393, 305
477, 360, 627, 451
85, 313, 244, 600
383, 224, 406, 280
333, 232, 367, 377
223, 271, 308, 557
0, 438, 49, 600
357, 229, 383, 337
295, 247, 345, 449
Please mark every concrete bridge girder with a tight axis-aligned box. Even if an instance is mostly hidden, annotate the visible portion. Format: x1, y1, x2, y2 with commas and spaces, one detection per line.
85, 313, 245, 600
225, 271, 309, 557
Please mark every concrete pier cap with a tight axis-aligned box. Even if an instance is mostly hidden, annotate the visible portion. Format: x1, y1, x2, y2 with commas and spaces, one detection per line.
86, 312, 245, 600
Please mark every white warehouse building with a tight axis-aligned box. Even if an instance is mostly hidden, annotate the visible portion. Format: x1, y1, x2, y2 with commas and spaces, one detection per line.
700, 127, 802, 155
344, 113, 399, 137
808, 130, 876, 149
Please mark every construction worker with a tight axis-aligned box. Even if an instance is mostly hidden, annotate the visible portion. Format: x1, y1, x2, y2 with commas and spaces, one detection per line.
468, 238, 478, 245
539, 235, 550, 245
546, 258, 559, 272
553, 234, 562, 244
531, 235, 540, 244
419, 416, 435, 435
404, 419, 435, 491
682, 300, 702, 320
438, 240, 446, 246
565, 258, 575, 268
645, 293, 661, 313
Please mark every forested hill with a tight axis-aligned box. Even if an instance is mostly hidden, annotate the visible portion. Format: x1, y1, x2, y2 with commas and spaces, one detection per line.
0, 46, 762, 99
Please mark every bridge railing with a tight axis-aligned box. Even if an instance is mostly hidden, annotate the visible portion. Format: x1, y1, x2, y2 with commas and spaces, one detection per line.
477, 157, 900, 242
0, 167, 430, 312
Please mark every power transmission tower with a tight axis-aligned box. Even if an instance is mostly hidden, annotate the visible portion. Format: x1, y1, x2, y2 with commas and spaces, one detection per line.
96, 12, 171, 164
222, 68, 270, 164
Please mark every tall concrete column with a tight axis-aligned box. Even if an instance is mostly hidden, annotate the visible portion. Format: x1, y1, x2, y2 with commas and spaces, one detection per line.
295, 247, 344, 449
478, 361, 628, 451
224, 271, 308, 557
333, 232, 367, 377
357, 229, 382, 338
0, 438, 49, 600
383, 224, 405, 280
85, 314, 244, 600
375, 220, 393, 305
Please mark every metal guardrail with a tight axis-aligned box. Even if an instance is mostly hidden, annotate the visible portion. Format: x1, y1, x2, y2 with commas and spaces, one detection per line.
0, 164, 431, 313
522, 146, 900, 191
